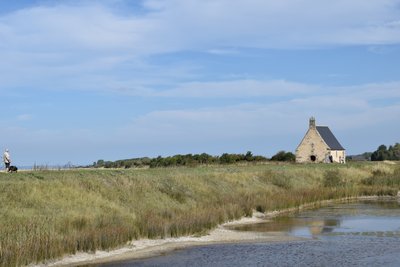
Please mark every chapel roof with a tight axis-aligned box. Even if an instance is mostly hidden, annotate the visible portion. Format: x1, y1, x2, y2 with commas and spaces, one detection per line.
316, 126, 345, 150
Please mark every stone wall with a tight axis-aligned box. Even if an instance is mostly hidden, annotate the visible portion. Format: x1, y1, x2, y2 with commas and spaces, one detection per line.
329, 150, 346, 163
295, 127, 329, 163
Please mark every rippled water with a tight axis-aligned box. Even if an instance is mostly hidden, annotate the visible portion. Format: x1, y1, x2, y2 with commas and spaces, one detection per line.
102, 199, 400, 267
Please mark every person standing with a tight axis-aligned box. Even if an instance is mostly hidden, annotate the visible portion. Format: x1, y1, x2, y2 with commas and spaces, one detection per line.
3, 149, 11, 172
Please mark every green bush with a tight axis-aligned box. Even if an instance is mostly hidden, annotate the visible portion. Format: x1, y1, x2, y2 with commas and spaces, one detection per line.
270, 151, 296, 162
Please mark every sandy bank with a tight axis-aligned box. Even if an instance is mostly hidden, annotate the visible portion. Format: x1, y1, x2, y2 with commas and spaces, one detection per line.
35, 212, 300, 267
35, 196, 395, 267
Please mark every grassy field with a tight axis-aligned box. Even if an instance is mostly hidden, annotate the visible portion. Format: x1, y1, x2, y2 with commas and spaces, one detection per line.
0, 162, 399, 266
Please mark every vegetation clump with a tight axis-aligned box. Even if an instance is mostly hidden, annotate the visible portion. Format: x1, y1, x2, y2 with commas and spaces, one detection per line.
92, 151, 268, 169
270, 151, 296, 162
323, 170, 344, 187
362, 167, 400, 187
371, 143, 400, 161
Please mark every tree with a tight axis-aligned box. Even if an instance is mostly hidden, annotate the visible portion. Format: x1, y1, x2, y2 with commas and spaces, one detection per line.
371, 143, 400, 161
91, 151, 268, 169
245, 151, 254, 161
219, 153, 235, 164
96, 159, 105, 167
271, 151, 296, 162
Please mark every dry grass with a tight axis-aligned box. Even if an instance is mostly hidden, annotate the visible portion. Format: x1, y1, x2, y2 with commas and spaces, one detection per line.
0, 162, 399, 266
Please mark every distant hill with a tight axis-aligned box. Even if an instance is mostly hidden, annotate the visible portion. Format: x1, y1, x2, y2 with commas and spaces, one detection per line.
347, 152, 372, 161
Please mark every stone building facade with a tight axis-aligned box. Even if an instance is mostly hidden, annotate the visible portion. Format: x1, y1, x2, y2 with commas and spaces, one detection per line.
295, 117, 345, 163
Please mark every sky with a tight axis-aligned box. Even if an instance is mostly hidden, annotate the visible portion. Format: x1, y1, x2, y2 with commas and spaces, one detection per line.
1, 0, 400, 166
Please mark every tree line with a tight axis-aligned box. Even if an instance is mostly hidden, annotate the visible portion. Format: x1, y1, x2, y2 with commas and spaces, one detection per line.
370, 143, 400, 161
90, 150, 296, 169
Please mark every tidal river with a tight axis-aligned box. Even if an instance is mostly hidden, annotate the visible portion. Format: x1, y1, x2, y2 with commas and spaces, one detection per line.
102, 199, 400, 267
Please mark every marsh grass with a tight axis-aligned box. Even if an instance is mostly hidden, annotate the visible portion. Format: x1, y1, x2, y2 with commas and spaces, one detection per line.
362, 166, 400, 187
0, 162, 399, 266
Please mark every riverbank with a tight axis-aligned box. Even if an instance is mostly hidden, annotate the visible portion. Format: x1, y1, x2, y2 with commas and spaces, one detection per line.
1, 162, 399, 266
99, 198, 400, 267
40, 211, 298, 266
41, 195, 396, 267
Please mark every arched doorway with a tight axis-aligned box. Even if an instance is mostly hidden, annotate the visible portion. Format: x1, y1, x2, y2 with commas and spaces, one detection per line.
310, 155, 316, 162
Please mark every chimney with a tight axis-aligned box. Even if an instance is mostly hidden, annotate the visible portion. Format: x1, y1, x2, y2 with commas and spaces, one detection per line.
309, 117, 316, 129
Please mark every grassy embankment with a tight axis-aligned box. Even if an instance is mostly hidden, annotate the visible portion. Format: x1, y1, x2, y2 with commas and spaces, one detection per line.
0, 162, 399, 266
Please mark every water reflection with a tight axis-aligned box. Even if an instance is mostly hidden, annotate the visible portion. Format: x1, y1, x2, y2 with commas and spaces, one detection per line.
229, 200, 400, 238
229, 216, 340, 237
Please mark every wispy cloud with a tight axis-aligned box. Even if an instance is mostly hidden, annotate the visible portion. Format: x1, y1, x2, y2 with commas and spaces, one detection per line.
140, 0, 400, 48
206, 48, 239, 55
154, 80, 318, 98
113, 79, 400, 101
1, 0, 400, 91
1, 1, 400, 62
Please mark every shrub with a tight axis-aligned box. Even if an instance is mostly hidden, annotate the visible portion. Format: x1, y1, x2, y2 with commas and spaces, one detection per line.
270, 151, 296, 162
323, 170, 343, 187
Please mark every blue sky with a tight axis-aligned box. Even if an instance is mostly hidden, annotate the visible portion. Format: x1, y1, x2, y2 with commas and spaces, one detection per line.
1, 0, 400, 166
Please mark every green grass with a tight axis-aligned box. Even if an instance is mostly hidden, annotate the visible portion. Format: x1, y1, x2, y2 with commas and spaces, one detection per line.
0, 162, 399, 266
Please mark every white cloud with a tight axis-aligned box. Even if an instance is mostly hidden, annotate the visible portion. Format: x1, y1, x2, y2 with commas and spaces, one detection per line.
340, 82, 400, 99
141, 0, 400, 48
1, 0, 400, 57
116, 80, 396, 127
115, 79, 400, 101
126, 83, 400, 136
206, 48, 239, 55
1, 0, 400, 91
1, 5, 149, 51
151, 80, 317, 98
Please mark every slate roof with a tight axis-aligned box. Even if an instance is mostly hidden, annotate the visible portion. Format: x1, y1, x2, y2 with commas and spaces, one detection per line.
316, 126, 345, 150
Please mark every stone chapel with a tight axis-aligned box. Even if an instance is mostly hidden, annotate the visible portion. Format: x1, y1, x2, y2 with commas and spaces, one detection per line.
295, 117, 346, 163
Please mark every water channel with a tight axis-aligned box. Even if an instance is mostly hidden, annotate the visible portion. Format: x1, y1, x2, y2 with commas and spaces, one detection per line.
102, 199, 400, 267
